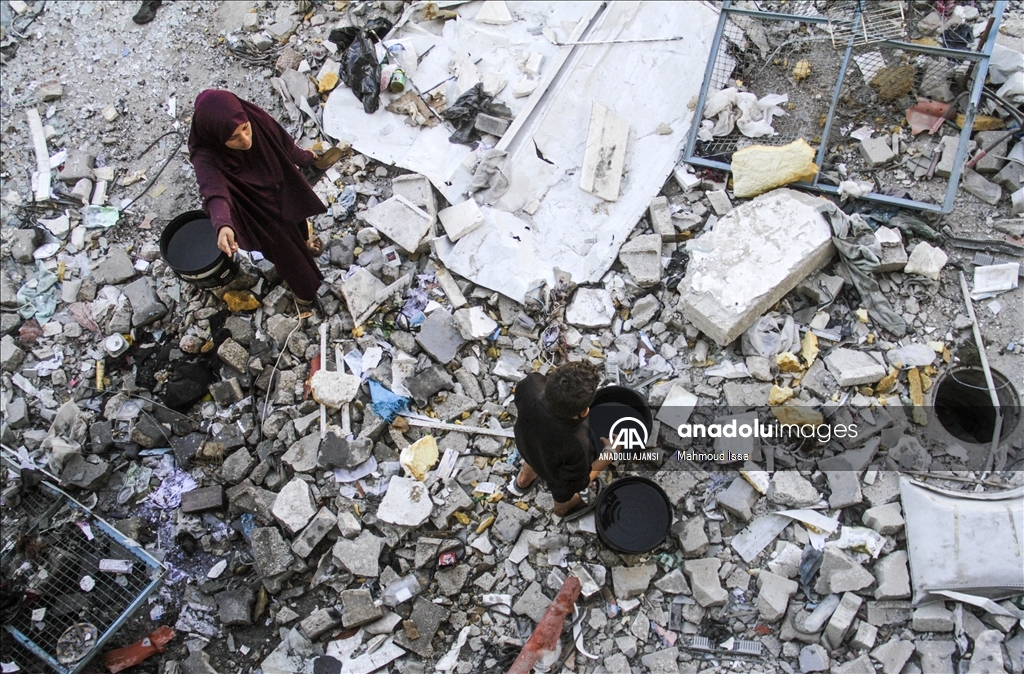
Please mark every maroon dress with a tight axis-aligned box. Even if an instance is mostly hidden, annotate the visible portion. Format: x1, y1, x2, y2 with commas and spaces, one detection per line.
187, 89, 327, 301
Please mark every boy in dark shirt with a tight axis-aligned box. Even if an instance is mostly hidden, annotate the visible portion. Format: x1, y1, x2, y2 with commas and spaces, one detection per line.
510, 361, 612, 517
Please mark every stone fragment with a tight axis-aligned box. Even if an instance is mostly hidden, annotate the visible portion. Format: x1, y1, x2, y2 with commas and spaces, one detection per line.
679, 189, 833, 346
220, 448, 256, 484
309, 370, 361, 408
825, 592, 863, 648
630, 295, 660, 329
683, 558, 728, 607
453, 306, 498, 340
404, 365, 454, 406
272, 478, 316, 536
566, 288, 615, 328
648, 196, 674, 236
815, 546, 874, 595
216, 588, 254, 626
579, 102, 628, 201
340, 589, 383, 628
59, 455, 111, 491
209, 378, 244, 407
874, 226, 909, 272
611, 563, 657, 599
757, 570, 798, 622
962, 169, 1002, 204
217, 338, 250, 373
850, 621, 878, 651
874, 551, 911, 600
394, 598, 447, 657
299, 607, 343, 641
282, 433, 320, 473
904, 242, 947, 280
341, 267, 386, 320
291, 507, 337, 558
862, 502, 904, 534
605, 653, 631, 674
916, 641, 956, 674
361, 196, 432, 253
93, 247, 135, 285
474, 113, 511, 137
416, 309, 466, 364
618, 234, 662, 287
870, 638, 915, 674
860, 137, 895, 166
912, 603, 954, 632
717, 476, 759, 521
0, 335, 25, 370
641, 648, 680, 674
391, 172, 437, 221
475, 0, 513, 24
377, 476, 433, 527
827, 471, 863, 508
438, 199, 484, 242
967, 630, 1006, 674
251, 527, 295, 579
674, 517, 709, 557
332, 530, 384, 577
799, 644, 830, 672
732, 139, 819, 198
9, 229, 40, 263
768, 471, 820, 507
36, 80, 63, 102
181, 486, 224, 513
824, 348, 886, 386
492, 501, 533, 544
654, 568, 690, 595
706, 189, 733, 215
833, 654, 875, 674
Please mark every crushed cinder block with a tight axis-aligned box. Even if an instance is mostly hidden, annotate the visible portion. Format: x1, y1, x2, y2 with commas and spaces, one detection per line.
683, 558, 728, 607
333, 530, 384, 577
870, 638, 915, 674
291, 506, 337, 558
757, 571, 798, 622
618, 234, 662, 287
394, 597, 447, 657
417, 309, 466, 364
679, 189, 834, 346
874, 551, 911, 600
825, 592, 863, 648
438, 199, 484, 242
860, 136, 895, 166
361, 195, 432, 253
824, 348, 886, 387
612, 563, 657, 599
768, 472, 820, 508
815, 546, 875, 594
181, 486, 224, 513
566, 288, 615, 328
716, 476, 759, 521
862, 502, 904, 534
272, 477, 317, 536
648, 196, 674, 236
340, 589, 383, 628
904, 241, 948, 280
912, 602, 954, 632
377, 476, 433, 527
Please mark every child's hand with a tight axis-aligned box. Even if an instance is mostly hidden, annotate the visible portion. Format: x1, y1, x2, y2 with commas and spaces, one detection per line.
217, 227, 238, 256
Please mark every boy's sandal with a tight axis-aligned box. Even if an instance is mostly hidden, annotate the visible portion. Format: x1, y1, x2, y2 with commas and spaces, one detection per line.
562, 478, 603, 522
507, 475, 538, 498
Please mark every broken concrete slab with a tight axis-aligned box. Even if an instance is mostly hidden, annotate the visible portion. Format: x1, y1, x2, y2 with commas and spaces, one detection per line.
612, 563, 657, 599
566, 288, 615, 328
618, 234, 662, 287
310, 370, 361, 408
903, 241, 948, 280
717, 476, 760, 521
216, 588, 254, 627
416, 309, 466, 364
579, 101, 629, 202
870, 638, 916, 674
492, 501, 533, 544
757, 570, 798, 622
250, 527, 295, 579
340, 267, 387, 320
391, 172, 437, 221
911, 602, 954, 632
377, 476, 433, 527
340, 589, 383, 628
768, 471, 820, 508
825, 348, 887, 387
683, 558, 728, 607
281, 433, 320, 473
815, 546, 875, 595
862, 502, 904, 534
438, 199, 484, 242
679, 189, 834, 346
291, 506, 337, 559
874, 551, 911, 600
332, 531, 385, 579
360, 195, 432, 253
453, 306, 498, 340
272, 477, 317, 536
394, 597, 447, 657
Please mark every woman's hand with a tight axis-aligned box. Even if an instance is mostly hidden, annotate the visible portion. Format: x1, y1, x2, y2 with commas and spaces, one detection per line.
217, 227, 239, 256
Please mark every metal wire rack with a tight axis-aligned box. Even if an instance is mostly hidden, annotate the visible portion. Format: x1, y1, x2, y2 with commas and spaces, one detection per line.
0, 463, 166, 673
685, 0, 1006, 214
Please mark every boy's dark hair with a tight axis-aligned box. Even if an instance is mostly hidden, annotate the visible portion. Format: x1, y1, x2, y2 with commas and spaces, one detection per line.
546, 360, 601, 419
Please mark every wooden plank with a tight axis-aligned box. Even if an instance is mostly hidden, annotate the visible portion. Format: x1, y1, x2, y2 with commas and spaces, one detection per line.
579, 101, 629, 202
26, 108, 51, 202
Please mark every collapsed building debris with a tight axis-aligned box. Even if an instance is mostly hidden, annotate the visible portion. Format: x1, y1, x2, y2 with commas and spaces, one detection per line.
1, 1, 1023, 674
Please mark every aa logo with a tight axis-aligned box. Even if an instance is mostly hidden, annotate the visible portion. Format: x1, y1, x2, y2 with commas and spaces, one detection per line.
609, 417, 649, 452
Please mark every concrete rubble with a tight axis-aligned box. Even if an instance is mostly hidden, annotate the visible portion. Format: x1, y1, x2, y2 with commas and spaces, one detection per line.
1, 1, 1022, 674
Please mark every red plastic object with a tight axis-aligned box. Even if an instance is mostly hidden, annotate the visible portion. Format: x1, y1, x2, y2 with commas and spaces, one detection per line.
906, 100, 952, 135
438, 551, 457, 567
305, 354, 321, 400
102, 626, 176, 673
507, 576, 581, 674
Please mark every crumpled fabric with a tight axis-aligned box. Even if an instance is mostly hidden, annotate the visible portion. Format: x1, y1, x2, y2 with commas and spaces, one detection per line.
17, 263, 59, 322
742, 313, 800, 357
825, 207, 908, 337
397, 287, 428, 329
467, 148, 510, 205
700, 87, 788, 139
41, 400, 87, 473
368, 380, 410, 422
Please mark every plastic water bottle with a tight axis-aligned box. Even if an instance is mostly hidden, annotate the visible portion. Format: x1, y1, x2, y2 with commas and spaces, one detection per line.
378, 573, 425, 607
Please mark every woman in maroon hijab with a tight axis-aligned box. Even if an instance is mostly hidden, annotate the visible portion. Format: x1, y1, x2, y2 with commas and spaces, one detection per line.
188, 89, 329, 306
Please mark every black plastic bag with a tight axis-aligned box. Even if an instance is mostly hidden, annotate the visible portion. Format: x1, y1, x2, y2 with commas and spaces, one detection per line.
342, 31, 382, 114
441, 83, 514, 147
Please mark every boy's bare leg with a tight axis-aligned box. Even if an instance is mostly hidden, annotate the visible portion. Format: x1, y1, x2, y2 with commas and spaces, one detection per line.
553, 493, 583, 517
515, 463, 538, 491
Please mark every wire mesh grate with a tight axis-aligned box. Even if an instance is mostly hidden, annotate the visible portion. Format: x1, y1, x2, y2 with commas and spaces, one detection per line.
1, 468, 165, 674
684, 0, 1006, 214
